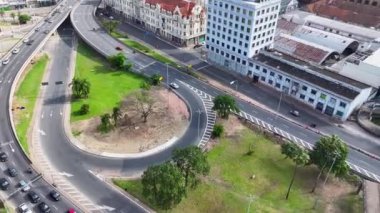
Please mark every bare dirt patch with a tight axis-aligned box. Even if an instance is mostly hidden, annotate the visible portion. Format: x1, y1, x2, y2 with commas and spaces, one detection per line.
71, 88, 189, 154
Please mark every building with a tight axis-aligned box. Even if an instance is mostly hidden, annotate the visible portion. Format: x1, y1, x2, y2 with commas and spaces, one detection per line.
340, 48, 380, 88
206, 0, 281, 75
104, 0, 206, 46
248, 50, 374, 120
279, 0, 298, 14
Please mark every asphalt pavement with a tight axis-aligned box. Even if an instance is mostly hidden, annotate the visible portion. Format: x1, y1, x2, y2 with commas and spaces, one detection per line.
71, 0, 380, 182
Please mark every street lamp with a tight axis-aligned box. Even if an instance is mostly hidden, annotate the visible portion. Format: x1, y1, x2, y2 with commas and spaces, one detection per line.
166, 63, 170, 108
195, 109, 202, 139
230, 80, 238, 95
275, 91, 283, 120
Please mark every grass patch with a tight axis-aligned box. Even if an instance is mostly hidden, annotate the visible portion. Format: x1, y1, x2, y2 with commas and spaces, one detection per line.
114, 127, 362, 212
14, 54, 49, 154
336, 193, 363, 213
71, 42, 145, 121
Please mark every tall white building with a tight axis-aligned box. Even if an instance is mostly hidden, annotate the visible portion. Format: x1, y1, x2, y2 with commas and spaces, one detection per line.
206, 0, 281, 75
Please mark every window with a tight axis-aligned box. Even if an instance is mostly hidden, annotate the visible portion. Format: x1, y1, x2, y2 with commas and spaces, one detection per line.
285, 78, 290, 83
300, 94, 305, 100
277, 75, 282, 80
248, 11, 253, 16
262, 69, 267, 73
231, 55, 235, 60
308, 98, 314, 104
339, 102, 347, 108
270, 72, 275, 76
320, 94, 326, 100
302, 85, 308, 91
256, 65, 260, 70
275, 83, 281, 88
311, 89, 317, 95
261, 76, 266, 81
336, 111, 343, 117
249, 62, 253, 67
242, 60, 246, 65
237, 58, 241, 63
268, 79, 273, 85
329, 97, 336, 105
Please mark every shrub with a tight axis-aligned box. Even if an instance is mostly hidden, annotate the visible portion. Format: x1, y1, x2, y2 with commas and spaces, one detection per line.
79, 104, 90, 115
212, 124, 224, 138
140, 81, 151, 90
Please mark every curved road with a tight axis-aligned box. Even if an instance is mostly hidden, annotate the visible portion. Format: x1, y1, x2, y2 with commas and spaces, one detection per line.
70, 0, 380, 181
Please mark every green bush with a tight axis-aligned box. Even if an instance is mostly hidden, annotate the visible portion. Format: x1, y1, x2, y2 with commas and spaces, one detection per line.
150, 74, 162, 86
79, 104, 90, 115
18, 14, 31, 24
212, 124, 224, 138
140, 81, 151, 90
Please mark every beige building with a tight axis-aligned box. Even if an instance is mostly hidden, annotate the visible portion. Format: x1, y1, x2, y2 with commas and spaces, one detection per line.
104, 0, 206, 46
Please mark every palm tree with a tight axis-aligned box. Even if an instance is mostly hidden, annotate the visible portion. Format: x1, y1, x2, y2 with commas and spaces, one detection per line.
285, 149, 309, 199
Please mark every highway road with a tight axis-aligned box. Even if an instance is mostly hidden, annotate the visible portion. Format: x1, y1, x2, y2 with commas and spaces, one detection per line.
71, 0, 380, 183
0, 0, 82, 211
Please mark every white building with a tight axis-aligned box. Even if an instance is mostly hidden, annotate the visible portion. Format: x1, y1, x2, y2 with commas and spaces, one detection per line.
104, 0, 206, 46
206, 0, 281, 75
249, 50, 374, 121
340, 48, 380, 88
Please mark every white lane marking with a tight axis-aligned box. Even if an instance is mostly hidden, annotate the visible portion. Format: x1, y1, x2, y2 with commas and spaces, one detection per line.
50, 111, 53, 117
8, 79, 11, 83
96, 205, 115, 211
38, 129, 46, 136
60, 110, 63, 116
41, 112, 44, 119
58, 172, 74, 177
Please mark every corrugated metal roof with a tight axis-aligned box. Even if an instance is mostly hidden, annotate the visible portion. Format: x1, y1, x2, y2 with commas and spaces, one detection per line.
292, 26, 358, 54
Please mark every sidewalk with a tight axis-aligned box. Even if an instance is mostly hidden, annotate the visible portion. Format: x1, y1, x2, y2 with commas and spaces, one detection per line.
104, 12, 380, 156
364, 180, 380, 213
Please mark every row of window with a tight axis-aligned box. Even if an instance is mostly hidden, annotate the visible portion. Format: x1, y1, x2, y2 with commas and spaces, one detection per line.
208, 45, 249, 65
209, 0, 279, 16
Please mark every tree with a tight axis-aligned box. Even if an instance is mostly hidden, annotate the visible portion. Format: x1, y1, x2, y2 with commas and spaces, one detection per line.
79, 104, 89, 115
281, 143, 310, 200
98, 113, 112, 133
10, 12, 15, 22
212, 95, 240, 119
142, 162, 186, 210
18, 14, 31, 24
281, 142, 300, 160
212, 124, 224, 138
172, 146, 210, 188
140, 81, 151, 90
108, 53, 126, 69
104, 20, 119, 33
310, 135, 349, 193
150, 74, 162, 86
124, 62, 132, 72
72, 78, 91, 99
134, 91, 155, 122
112, 107, 122, 127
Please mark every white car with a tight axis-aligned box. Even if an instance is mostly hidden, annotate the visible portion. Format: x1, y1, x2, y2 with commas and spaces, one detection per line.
169, 82, 179, 89
19, 180, 30, 192
18, 203, 32, 213
23, 38, 29, 43
12, 48, 20, 54
2, 58, 10, 65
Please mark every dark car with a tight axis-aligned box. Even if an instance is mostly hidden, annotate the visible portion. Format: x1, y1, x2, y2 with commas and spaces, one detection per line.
28, 191, 41, 203
0, 178, 9, 190
115, 46, 122, 51
7, 168, 17, 177
50, 190, 61, 201
26, 40, 34, 46
0, 152, 7, 162
38, 202, 51, 213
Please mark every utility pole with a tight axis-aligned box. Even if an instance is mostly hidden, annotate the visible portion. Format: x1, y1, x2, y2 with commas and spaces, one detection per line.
230, 80, 238, 95
196, 109, 202, 139
275, 91, 283, 120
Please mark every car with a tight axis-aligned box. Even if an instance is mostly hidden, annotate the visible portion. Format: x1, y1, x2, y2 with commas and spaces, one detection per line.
12, 48, 20, 54
7, 167, 17, 177
0, 178, 9, 190
38, 202, 51, 213
68, 208, 77, 213
19, 180, 30, 192
0, 152, 7, 161
23, 38, 29, 43
18, 203, 32, 213
193, 44, 203, 49
109, 16, 114, 20
289, 109, 300, 117
169, 82, 179, 89
2, 59, 9, 65
115, 46, 122, 51
26, 40, 34, 45
50, 190, 61, 201
43, 30, 49, 34
28, 191, 41, 203
35, 27, 40, 32
48, 20, 53, 23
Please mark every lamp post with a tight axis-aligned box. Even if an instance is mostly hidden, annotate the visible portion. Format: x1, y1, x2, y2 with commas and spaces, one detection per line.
166, 63, 170, 108
196, 109, 202, 139
230, 80, 238, 95
275, 91, 283, 120
313, 152, 340, 209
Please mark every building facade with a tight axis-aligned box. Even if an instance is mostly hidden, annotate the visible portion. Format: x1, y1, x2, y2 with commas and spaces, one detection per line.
206, 0, 281, 75
104, 0, 206, 46
248, 51, 373, 121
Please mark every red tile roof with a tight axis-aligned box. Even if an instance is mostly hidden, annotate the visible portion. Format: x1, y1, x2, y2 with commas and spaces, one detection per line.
145, 0, 196, 17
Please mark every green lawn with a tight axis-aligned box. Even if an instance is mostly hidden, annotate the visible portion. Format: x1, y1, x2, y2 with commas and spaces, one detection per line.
114, 127, 362, 213
15, 55, 49, 154
371, 117, 380, 126
71, 42, 145, 121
